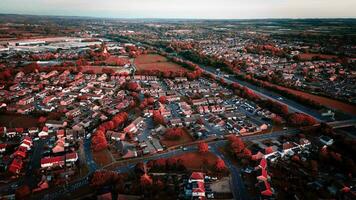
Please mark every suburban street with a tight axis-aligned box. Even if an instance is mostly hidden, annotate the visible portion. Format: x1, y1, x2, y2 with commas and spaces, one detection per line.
26, 127, 301, 200
200, 65, 326, 122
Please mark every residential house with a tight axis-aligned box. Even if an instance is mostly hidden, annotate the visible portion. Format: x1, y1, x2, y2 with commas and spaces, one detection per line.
8, 158, 23, 174
45, 120, 67, 129
40, 152, 78, 169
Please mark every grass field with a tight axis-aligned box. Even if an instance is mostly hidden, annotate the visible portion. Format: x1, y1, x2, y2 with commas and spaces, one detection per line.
297, 53, 338, 61
134, 54, 187, 72
92, 149, 114, 167
172, 152, 219, 171
160, 129, 194, 147
0, 114, 39, 128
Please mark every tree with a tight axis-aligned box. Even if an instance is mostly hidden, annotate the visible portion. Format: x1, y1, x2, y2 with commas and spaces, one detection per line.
140, 173, 153, 186
90, 170, 120, 187
112, 112, 128, 127
271, 115, 283, 125
215, 158, 226, 171
198, 142, 209, 153
166, 157, 178, 168
15, 185, 31, 200
265, 147, 274, 154
152, 110, 165, 125
158, 96, 167, 104
127, 82, 139, 91
288, 113, 317, 127
165, 128, 185, 140
228, 136, 245, 154
147, 97, 155, 105
154, 158, 167, 168
38, 116, 47, 124
242, 148, 252, 158
91, 130, 108, 152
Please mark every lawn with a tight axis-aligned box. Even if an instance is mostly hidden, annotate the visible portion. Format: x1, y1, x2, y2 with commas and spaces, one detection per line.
0, 114, 39, 128
297, 53, 337, 61
92, 149, 114, 167
134, 54, 188, 73
172, 152, 219, 171
160, 129, 194, 148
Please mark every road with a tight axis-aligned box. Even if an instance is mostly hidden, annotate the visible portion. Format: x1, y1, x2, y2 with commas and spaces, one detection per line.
200, 65, 326, 122
83, 136, 98, 172
210, 144, 248, 200
13, 128, 300, 200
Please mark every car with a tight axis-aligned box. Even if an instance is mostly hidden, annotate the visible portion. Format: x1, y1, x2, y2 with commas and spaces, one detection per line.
278, 97, 284, 100
206, 193, 214, 199
283, 127, 288, 130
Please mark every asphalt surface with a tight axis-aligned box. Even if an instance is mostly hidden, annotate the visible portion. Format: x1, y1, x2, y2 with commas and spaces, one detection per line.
210, 144, 248, 200
200, 65, 327, 122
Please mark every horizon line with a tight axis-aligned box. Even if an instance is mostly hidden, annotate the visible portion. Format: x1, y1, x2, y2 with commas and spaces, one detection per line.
1, 12, 356, 21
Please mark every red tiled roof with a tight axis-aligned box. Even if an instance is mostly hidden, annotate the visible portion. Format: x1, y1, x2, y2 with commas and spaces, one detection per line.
13, 149, 26, 158
259, 158, 267, 169
41, 156, 62, 165
0, 143, 7, 149
261, 181, 273, 196
23, 136, 32, 142
8, 158, 23, 174
190, 172, 205, 180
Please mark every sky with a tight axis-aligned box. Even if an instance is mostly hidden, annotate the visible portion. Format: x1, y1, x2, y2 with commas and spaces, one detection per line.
0, 0, 355, 19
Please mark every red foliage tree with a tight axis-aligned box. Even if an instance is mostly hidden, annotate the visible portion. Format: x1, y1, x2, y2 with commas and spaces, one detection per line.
158, 96, 167, 104
140, 173, 153, 186
242, 148, 252, 158
154, 158, 167, 168
152, 110, 165, 125
271, 115, 283, 125
38, 116, 47, 124
91, 130, 108, 151
15, 185, 31, 200
90, 170, 120, 187
215, 158, 226, 171
112, 112, 128, 127
228, 136, 245, 154
127, 82, 139, 91
288, 113, 317, 127
166, 157, 178, 167
165, 128, 185, 140
198, 142, 209, 153
147, 97, 155, 105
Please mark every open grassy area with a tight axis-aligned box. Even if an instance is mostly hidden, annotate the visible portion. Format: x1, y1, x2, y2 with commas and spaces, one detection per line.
297, 53, 338, 61
160, 129, 194, 148
92, 149, 114, 167
172, 152, 219, 171
0, 113, 39, 128
134, 54, 188, 73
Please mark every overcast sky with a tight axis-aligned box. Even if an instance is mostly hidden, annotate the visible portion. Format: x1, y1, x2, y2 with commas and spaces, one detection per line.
0, 0, 355, 19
